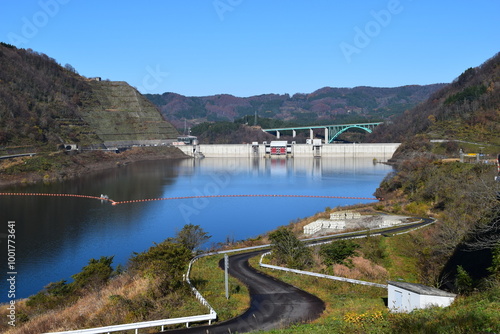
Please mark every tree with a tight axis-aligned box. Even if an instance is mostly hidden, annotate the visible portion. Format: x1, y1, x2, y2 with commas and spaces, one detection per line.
455, 265, 473, 294
466, 205, 500, 252
64, 63, 78, 74
268, 226, 312, 269
71, 256, 114, 292
320, 240, 360, 267
174, 224, 211, 252
487, 242, 500, 280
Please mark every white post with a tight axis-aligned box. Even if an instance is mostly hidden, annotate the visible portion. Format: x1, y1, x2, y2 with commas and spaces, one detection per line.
324, 127, 328, 144
309, 128, 313, 140
225, 254, 229, 299
292, 129, 296, 137
276, 130, 280, 139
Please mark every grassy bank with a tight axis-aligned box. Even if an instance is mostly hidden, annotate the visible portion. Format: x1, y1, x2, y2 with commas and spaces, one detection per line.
187, 214, 500, 333
190, 254, 250, 321
252, 228, 499, 333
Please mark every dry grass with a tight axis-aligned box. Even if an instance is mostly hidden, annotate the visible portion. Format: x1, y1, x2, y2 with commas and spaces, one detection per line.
0, 157, 29, 171
332, 257, 388, 283
1, 272, 206, 334
2, 274, 134, 333
249, 255, 387, 324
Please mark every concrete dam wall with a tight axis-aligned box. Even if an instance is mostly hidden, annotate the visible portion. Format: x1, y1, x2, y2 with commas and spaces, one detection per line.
177, 143, 400, 161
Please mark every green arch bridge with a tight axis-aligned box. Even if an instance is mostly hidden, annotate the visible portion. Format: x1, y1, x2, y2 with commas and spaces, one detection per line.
262, 122, 382, 143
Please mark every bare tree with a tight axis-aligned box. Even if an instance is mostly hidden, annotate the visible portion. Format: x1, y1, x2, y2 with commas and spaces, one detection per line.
464, 177, 500, 251
174, 224, 211, 253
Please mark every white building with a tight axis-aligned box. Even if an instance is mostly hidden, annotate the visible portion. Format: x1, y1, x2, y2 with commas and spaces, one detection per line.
387, 281, 456, 313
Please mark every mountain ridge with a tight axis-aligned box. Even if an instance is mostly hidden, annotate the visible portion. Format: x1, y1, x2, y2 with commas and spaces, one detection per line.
146, 84, 446, 129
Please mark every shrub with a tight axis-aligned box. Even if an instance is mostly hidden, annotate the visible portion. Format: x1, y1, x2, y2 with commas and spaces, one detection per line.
269, 226, 312, 269
320, 240, 360, 267
71, 256, 114, 292
129, 240, 191, 296
26, 280, 74, 311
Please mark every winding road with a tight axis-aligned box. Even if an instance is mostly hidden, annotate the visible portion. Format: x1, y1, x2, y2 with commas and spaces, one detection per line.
165, 250, 325, 333
164, 219, 433, 334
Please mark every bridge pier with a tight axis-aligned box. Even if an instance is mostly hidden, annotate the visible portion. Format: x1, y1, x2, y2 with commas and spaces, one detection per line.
262, 122, 383, 143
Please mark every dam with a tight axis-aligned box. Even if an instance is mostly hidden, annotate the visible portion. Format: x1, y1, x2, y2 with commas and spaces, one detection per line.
176, 142, 400, 161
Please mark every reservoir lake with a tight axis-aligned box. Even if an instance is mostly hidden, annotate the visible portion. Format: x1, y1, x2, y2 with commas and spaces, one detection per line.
0, 156, 393, 302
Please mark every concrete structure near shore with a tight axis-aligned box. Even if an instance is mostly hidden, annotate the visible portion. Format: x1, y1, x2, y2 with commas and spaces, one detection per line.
176, 143, 400, 161
303, 212, 409, 235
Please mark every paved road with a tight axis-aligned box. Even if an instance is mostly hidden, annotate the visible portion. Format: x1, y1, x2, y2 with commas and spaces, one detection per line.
0, 152, 36, 160
165, 250, 325, 333
165, 218, 433, 333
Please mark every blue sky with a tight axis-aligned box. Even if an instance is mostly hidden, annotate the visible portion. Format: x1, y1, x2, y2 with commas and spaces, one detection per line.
1, 0, 499, 97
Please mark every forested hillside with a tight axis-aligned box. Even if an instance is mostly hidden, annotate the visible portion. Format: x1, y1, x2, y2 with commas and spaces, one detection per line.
0, 42, 98, 149
0, 43, 178, 153
146, 84, 445, 129
0, 43, 182, 186
369, 52, 500, 294
369, 52, 500, 146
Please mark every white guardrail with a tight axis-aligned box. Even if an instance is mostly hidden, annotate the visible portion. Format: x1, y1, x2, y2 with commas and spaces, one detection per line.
257, 219, 435, 290
259, 252, 387, 289
45, 219, 433, 334
43, 246, 272, 334
45, 314, 216, 334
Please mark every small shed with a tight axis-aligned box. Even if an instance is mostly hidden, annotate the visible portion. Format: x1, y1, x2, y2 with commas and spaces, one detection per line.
387, 281, 456, 313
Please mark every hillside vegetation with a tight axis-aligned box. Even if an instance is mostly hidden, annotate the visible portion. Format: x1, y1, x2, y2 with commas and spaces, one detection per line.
146, 84, 445, 129
0, 42, 178, 153
0, 42, 98, 149
252, 52, 500, 332
0, 43, 182, 186
1, 42, 499, 332
369, 52, 500, 148
0, 230, 203, 333
368, 52, 500, 289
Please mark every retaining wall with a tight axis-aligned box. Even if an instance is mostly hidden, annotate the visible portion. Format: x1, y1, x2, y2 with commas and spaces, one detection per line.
177, 143, 400, 161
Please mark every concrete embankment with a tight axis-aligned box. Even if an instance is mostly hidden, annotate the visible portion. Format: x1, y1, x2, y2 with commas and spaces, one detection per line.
177, 143, 400, 161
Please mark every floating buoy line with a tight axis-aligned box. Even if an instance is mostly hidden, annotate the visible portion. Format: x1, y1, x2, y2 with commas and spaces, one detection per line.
0, 192, 379, 205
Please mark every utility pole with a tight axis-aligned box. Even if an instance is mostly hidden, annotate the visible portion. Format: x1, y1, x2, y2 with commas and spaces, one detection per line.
224, 254, 229, 299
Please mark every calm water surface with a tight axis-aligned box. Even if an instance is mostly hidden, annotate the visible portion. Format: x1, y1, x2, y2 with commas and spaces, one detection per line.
0, 157, 393, 302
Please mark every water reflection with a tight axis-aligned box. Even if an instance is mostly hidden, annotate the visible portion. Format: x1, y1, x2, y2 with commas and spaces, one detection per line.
0, 157, 391, 301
